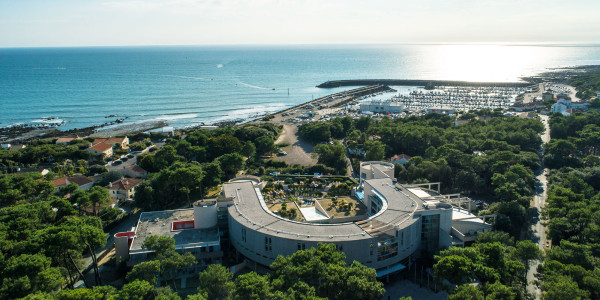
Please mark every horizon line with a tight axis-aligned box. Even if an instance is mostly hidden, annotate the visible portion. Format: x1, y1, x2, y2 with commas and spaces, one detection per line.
2, 41, 600, 49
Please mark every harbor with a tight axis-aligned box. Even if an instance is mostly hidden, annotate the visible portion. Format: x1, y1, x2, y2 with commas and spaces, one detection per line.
260, 82, 539, 126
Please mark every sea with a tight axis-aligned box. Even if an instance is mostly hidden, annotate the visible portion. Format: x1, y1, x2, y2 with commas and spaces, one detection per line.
2, 44, 600, 131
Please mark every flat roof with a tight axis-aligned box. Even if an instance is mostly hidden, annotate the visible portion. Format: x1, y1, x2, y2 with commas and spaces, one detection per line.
226, 177, 429, 242
405, 187, 432, 199
362, 163, 393, 180
225, 181, 368, 241
452, 208, 485, 223
452, 220, 492, 237
362, 179, 423, 236
130, 209, 220, 252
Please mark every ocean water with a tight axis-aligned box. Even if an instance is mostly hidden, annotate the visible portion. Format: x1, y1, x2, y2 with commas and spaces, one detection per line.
1, 44, 600, 130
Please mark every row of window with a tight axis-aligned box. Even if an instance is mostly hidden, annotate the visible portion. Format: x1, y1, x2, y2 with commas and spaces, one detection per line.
244, 228, 347, 254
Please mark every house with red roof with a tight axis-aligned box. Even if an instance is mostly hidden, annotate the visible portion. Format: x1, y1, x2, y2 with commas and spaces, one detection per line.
389, 154, 412, 165
122, 165, 148, 178
93, 136, 129, 149
87, 142, 113, 158
51, 175, 94, 191
106, 178, 142, 202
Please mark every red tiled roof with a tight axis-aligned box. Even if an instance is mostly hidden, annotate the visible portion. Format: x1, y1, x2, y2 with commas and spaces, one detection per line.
106, 178, 142, 190
68, 175, 93, 186
89, 142, 113, 153
126, 165, 147, 174
390, 154, 411, 162
51, 177, 68, 187
51, 175, 93, 187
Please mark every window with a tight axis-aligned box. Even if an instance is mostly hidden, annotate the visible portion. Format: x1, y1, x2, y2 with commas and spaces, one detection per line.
242, 228, 247, 242
376, 241, 398, 261
265, 237, 272, 252
401, 231, 404, 247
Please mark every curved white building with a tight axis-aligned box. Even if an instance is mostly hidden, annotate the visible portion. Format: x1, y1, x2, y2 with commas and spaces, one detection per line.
116, 162, 490, 281
225, 176, 453, 276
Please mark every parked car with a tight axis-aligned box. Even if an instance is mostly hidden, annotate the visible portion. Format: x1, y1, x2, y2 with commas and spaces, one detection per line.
113, 160, 123, 166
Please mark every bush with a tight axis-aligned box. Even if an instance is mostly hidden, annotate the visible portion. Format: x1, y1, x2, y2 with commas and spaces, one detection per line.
97, 170, 123, 187
87, 164, 108, 176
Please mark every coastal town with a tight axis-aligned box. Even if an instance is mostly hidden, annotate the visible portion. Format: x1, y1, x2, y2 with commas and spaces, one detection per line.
4, 0, 600, 297
2, 64, 600, 299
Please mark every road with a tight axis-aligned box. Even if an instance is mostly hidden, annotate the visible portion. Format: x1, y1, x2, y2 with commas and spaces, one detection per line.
79, 211, 141, 287
522, 83, 545, 104
526, 114, 550, 299
105, 142, 164, 173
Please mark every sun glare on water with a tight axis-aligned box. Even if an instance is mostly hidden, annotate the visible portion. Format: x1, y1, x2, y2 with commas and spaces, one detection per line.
431, 44, 545, 82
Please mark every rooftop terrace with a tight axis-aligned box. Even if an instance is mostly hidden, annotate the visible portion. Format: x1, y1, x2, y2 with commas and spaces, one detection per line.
130, 209, 220, 252
225, 177, 434, 241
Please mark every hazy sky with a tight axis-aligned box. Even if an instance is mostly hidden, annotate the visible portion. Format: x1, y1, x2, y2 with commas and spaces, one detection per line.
1, 0, 599, 47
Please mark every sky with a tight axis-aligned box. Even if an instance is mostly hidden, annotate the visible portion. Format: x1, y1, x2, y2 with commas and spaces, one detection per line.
1, 0, 599, 47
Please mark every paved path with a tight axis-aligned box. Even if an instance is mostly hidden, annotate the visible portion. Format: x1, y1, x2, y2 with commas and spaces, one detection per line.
80, 211, 141, 287
522, 83, 545, 104
526, 115, 550, 299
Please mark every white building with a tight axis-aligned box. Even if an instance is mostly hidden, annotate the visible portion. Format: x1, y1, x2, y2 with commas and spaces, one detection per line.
426, 107, 455, 116
105, 178, 142, 202
87, 142, 113, 158
359, 161, 395, 186
50, 175, 94, 191
117, 162, 492, 279
114, 201, 223, 286
225, 178, 453, 277
360, 101, 404, 114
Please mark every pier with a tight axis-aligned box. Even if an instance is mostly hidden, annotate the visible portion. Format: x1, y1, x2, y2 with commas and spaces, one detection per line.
258, 84, 393, 122
317, 79, 533, 89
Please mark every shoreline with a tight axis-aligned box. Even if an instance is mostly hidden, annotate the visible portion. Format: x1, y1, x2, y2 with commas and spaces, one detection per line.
3, 64, 598, 142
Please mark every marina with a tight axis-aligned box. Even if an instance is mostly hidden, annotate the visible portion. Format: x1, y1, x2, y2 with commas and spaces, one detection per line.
382, 85, 533, 113
263, 83, 538, 126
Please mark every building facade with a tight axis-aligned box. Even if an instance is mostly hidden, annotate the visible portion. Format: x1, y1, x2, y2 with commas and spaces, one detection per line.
114, 201, 223, 286
106, 178, 142, 202
360, 101, 405, 115
117, 162, 491, 279
226, 177, 453, 277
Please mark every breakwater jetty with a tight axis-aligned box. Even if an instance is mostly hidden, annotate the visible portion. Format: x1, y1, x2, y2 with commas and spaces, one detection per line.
252, 85, 392, 124
317, 79, 533, 89
273, 85, 392, 115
